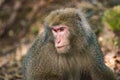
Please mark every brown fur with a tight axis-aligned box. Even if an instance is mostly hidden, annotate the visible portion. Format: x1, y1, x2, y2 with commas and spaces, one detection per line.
23, 8, 116, 80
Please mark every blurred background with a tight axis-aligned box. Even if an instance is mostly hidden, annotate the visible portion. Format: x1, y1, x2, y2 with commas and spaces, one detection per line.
0, 0, 120, 80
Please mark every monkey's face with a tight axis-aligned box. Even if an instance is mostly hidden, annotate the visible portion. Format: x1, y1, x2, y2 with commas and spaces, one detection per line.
52, 25, 71, 54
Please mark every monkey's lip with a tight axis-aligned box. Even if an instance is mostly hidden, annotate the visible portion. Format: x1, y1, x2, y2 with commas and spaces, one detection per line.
57, 45, 68, 48
57, 46, 65, 48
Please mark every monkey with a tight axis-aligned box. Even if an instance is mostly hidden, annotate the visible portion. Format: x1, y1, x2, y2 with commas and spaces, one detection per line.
22, 8, 116, 80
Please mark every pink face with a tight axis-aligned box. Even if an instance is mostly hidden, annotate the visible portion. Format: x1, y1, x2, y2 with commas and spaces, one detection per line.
52, 25, 70, 54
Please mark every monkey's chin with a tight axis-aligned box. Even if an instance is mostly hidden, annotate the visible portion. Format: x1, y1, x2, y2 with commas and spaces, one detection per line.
56, 45, 70, 54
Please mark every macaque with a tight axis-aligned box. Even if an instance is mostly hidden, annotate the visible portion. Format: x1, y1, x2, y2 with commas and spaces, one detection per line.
23, 8, 116, 80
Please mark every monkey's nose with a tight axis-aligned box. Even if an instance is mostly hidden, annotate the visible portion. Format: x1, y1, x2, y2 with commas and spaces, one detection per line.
57, 39, 61, 44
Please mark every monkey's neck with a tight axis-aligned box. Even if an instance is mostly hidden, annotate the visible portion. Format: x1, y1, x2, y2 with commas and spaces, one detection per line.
57, 52, 93, 80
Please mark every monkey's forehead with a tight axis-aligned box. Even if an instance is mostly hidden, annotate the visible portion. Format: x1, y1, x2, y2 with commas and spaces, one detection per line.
44, 8, 82, 27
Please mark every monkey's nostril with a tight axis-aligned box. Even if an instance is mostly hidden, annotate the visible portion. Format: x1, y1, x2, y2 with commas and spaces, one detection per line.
57, 40, 61, 44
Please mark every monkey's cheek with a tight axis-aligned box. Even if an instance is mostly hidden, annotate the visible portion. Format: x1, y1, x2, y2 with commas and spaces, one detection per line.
56, 46, 70, 54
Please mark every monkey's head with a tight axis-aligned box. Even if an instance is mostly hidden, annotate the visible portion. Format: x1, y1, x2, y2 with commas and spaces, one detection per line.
44, 8, 87, 54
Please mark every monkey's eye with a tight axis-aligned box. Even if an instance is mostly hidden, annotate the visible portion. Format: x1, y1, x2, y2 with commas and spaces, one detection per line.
60, 27, 64, 32
52, 29, 57, 32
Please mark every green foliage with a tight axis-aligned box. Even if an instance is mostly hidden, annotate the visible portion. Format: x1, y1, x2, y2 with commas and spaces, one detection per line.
31, 27, 39, 35
102, 6, 120, 31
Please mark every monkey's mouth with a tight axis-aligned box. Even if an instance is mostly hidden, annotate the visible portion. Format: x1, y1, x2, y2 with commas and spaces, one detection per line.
57, 44, 69, 49
56, 45, 70, 53
57, 45, 65, 48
